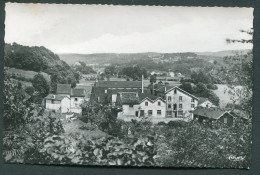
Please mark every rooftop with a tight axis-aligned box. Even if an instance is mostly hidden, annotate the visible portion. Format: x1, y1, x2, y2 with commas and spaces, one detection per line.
71, 89, 85, 97
117, 92, 140, 105
192, 107, 229, 120
95, 81, 142, 88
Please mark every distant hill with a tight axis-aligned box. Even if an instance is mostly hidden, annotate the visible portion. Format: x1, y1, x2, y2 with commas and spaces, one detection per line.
196, 49, 251, 58
58, 50, 249, 65
58, 52, 197, 65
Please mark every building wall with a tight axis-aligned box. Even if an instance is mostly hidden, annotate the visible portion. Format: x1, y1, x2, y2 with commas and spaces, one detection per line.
46, 97, 71, 113
61, 98, 71, 113
165, 88, 198, 118
219, 113, 234, 127
70, 96, 84, 113
46, 100, 61, 111
139, 99, 166, 118
121, 104, 140, 116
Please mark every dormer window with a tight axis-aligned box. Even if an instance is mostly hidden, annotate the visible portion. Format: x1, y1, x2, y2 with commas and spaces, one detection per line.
105, 89, 107, 93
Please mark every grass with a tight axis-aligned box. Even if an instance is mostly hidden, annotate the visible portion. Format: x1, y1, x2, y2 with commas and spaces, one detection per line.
6, 67, 51, 81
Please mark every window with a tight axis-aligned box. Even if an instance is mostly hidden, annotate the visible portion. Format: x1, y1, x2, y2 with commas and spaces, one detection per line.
174, 89, 177, 94
51, 100, 54, 104
173, 104, 177, 110
179, 96, 182, 102
157, 110, 161, 115
168, 96, 172, 102
104, 89, 107, 93
148, 110, 153, 116
158, 101, 161, 106
140, 110, 144, 116
191, 98, 195, 102
224, 118, 227, 124
179, 104, 183, 109
168, 104, 171, 109
75, 98, 78, 102
191, 104, 195, 108
145, 102, 148, 106
135, 111, 138, 117
178, 111, 183, 116
129, 104, 134, 108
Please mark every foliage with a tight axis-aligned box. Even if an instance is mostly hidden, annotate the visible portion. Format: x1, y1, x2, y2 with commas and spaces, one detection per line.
32, 73, 50, 103
25, 86, 35, 96
121, 65, 148, 80
3, 74, 30, 130
150, 74, 157, 84
224, 29, 253, 118
156, 121, 251, 168
5, 43, 78, 89
207, 83, 218, 90
24, 134, 157, 166
73, 61, 96, 74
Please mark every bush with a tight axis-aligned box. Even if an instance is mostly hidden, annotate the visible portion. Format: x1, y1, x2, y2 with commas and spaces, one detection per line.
167, 121, 187, 128
207, 84, 218, 90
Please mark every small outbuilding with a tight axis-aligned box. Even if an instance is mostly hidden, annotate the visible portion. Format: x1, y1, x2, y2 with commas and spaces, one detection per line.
192, 107, 235, 127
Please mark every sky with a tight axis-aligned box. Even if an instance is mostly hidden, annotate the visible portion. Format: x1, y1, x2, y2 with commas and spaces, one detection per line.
5, 3, 253, 54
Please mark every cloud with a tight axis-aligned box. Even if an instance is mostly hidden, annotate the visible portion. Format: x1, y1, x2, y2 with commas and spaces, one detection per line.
5, 4, 253, 53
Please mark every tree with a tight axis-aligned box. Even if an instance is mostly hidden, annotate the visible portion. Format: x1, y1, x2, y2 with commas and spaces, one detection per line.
150, 74, 157, 84
225, 29, 253, 118
32, 74, 50, 101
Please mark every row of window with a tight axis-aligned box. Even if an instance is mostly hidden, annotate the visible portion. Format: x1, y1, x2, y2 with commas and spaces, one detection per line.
167, 96, 195, 102
167, 104, 195, 109
145, 101, 161, 106
137, 110, 162, 116
166, 111, 183, 116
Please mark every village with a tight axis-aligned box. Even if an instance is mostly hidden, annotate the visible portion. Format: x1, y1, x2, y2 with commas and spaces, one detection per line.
44, 70, 242, 128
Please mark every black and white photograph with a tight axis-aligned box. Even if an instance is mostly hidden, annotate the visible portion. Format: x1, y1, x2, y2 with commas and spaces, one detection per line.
3, 3, 253, 168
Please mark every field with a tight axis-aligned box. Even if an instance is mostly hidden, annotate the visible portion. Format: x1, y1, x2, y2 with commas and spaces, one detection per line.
213, 84, 242, 108
5, 67, 51, 81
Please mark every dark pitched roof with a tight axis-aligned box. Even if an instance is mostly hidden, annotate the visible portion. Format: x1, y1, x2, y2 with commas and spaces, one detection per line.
95, 81, 142, 88
117, 92, 139, 105
71, 89, 85, 97
192, 107, 231, 120
138, 90, 160, 101
45, 94, 69, 101
198, 97, 211, 105
90, 87, 107, 103
56, 84, 71, 94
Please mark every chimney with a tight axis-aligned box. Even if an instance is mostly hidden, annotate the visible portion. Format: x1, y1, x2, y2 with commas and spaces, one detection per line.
141, 75, 144, 93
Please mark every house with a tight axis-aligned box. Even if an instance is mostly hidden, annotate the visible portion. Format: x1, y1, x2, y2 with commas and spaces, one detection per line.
138, 96, 166, 118
45, 94, 71, 113
155, 86, 199, 118
197, 97, 216, 108
192, 107, 235, 127
116, 92, 140, 117
116, 91, 166, 118
56, 84, 71, 95
90, 79, 144, 104
45, 84, 86, 114
70, 89, 86, 113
